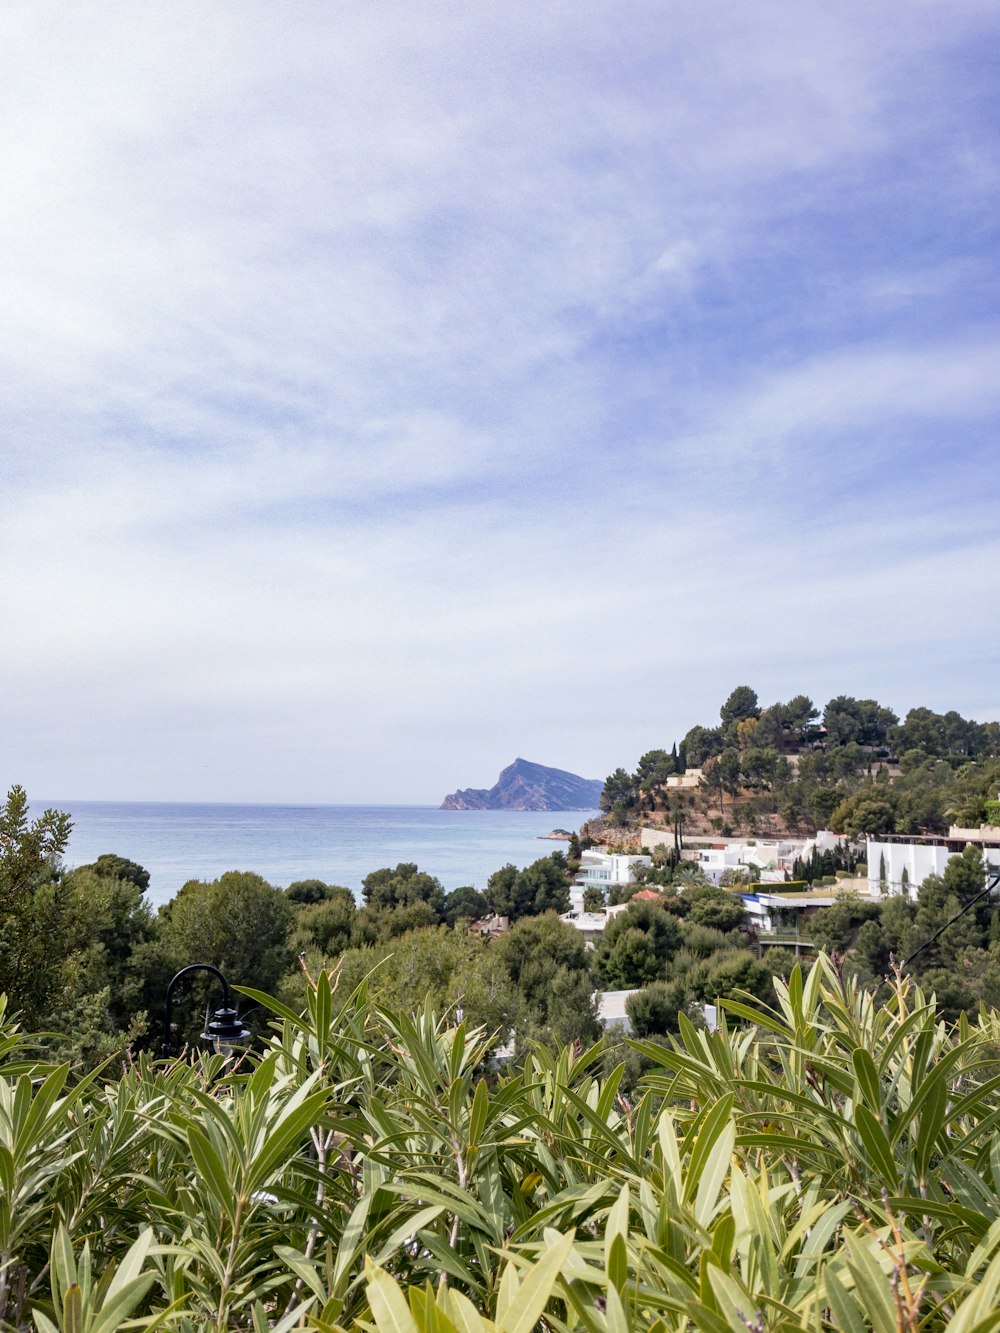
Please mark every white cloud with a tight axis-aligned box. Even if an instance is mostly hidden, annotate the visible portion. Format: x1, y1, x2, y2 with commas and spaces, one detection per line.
1, 1, 998, 799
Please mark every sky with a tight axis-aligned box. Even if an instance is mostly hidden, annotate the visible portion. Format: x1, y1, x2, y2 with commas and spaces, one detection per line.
2, 1, 999, 804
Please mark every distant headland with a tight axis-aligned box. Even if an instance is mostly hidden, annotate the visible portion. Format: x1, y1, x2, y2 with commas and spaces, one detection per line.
440, 758, 603, 811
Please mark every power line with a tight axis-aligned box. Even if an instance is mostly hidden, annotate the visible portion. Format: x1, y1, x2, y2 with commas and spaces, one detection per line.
901, 869, 1000, 969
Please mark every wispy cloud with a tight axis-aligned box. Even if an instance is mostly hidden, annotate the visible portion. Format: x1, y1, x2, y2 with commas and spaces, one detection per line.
1, 1, 998, 799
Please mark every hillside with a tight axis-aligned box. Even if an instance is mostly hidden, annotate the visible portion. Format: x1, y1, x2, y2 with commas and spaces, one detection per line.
440, 757, 603, 811
595, 686, 1000, 842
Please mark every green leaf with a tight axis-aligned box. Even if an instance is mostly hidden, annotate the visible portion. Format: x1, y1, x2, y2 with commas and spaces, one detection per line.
51, 1224, 78, 1299
683, 1095, 734, 1207
823, 1267, 867, 1333
853, 1105, 898, 1189
245, 1088, 329, 1192
186, 1124, 235, 1219
949, 1248, 1000, 1333
914, 1065, 948, 1180
851, 1048, 882, 1112
104, 1227, 154, 1300
89, 1276, 156, 1333
606, 1232, 627, 1296
497, 1231, 575, 1333
62, 1283, 84, 1333
468, 1077, 489, 1151
604, 1281, 629, 1333
274, 1246, 328, 1302
235, 985, 305, 1028
444, 1288, 491, 1333
844, 1238, 896, 1333
495, 1259, 519, 1328
366, 1260, 419, 1333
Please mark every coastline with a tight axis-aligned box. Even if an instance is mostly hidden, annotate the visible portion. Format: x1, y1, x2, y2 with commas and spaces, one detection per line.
40, 800, 600, 907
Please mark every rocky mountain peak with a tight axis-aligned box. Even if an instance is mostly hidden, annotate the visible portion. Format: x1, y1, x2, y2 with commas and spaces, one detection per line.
440, 758, 603, 811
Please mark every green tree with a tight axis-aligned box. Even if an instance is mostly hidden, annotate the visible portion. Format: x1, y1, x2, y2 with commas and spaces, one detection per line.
634, 749, 675, 790
823, 696, 897, 748
888, 706, 964, 758
33, 866, 162, 1065
292, 888, 356, 956
483, 854, 569, 921
0, 785, 74, 1029
352, 900, 440, 945
286, 878, 346, 905
79, 853, 151, 893
493, 914, 599, 1046
675, 884, 747, 933
909, 872, 984, 972
599, 768, 638, 819
720, 685, 761, 728
158, 871, 295, 1045
741, 747, 781, 790
325, 926, 486, 1021
830, 792, 896, 837
682, 725, 724, 767
442, 886, 487, 926
716, 748, 742, 801
594, 900, 682, 988
625, 979, 690, 1036
784, 694, 820, 733
942, 843, 986, 904
808, 892, 881, 954
361, 863, 446, 920
582, 885, 604, 913
702, 749, 741, 817
689, 949, 775, 1007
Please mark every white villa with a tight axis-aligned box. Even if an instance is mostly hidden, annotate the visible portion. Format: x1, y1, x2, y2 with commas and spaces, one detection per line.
866, 827, 1000, 898
570, 850, 652, 910
739, 887, 841, 946
640, 829, 843, 885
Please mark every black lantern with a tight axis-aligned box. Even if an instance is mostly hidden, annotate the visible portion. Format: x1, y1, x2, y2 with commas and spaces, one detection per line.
162, 963, 251, 1056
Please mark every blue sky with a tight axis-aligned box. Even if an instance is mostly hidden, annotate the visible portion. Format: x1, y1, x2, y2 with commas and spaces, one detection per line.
2, 2, 998, 803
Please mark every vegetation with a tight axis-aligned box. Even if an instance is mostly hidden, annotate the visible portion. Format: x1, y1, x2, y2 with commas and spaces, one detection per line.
3, 958, 1000, 1329
7, 756, 1000, 1327
805, 845, 1000, 1019
0, 787, 599, 1063
598, 686, 1000, 839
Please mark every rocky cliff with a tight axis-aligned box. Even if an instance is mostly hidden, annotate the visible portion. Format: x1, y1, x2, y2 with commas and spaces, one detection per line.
440, 758, 603, 811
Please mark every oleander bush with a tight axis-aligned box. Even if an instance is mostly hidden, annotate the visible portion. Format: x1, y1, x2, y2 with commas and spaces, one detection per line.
4, 956, 1000, 1331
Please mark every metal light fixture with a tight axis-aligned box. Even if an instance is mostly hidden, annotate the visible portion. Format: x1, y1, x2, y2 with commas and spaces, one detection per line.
162, 963, 251, 1057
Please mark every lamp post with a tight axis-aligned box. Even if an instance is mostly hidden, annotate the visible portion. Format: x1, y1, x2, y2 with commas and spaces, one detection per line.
161, 963, 251, 1057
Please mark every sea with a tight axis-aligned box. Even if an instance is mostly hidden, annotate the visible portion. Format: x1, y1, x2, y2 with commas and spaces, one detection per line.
36, 801, 597, 908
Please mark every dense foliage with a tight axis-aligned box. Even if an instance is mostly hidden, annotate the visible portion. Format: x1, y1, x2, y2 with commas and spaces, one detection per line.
599, 686, 1000, 837
807, 845, 1000, 1019
4, 958, 1000, 1330
8, 774, 1000, 1328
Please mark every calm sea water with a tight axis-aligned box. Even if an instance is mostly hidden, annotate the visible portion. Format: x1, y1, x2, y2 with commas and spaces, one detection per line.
37, 801, 595, 907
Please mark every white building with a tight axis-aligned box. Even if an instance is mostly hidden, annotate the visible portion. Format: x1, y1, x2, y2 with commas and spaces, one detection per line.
689, 834, 841, 885
595, 988, 718, 1034
640, 829, 845, 885
740, 888, 841, 935
571, 850, 652, 909
559, 903, 629, 945
596, 989, 640, 1029
866, 831, 1000, 899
